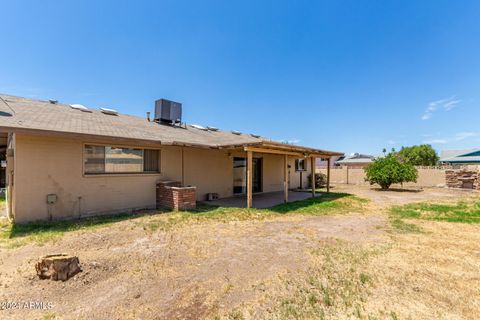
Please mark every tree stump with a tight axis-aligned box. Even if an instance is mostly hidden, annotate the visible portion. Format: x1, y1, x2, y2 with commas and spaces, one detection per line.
35, 254, 81, 281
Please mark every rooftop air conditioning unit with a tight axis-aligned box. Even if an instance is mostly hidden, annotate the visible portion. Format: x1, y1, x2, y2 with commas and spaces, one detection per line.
155, 99, 182, 123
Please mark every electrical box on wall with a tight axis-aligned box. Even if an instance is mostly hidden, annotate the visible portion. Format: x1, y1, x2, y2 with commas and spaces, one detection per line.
47, 194, 57, 204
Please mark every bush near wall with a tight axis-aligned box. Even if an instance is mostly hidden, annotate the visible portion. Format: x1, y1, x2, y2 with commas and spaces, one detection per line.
364, 154, 418, 190
308, 173, 327, 188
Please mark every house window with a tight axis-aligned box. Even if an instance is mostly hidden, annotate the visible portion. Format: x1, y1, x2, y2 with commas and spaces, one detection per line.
85, 145, 106, 173
144, 149, 160, 172
295, 159, 306, 172
84, 145, 159, 174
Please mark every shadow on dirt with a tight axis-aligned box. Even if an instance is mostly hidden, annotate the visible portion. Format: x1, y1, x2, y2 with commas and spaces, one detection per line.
268, 192, 352, 214
370, 187, 423, 193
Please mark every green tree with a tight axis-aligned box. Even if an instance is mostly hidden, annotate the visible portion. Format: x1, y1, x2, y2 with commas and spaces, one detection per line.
364, 153, 418, 190
397, 144, 439, 166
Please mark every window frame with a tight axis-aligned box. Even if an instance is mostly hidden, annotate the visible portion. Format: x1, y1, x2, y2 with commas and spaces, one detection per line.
295, 159, 307, 172
82, 143, 161, 176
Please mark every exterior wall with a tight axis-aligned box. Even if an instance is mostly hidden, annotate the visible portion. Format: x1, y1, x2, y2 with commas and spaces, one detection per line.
11, 133, 315, 222
317, 166, 447, 188
261, 153, 284, 192
289, 158, 313, 189
183, 148, 233, 199
13, 134, 164, 223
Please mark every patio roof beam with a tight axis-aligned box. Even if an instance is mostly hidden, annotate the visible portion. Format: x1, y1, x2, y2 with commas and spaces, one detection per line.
257, 142, 341, 156
244, 146, 305, 157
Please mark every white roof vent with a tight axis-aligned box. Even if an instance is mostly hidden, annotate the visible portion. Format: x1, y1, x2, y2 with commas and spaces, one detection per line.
70, 104, 92, 112
207, 126, 219, 131
100, 108, 118, 116
232, 130, 241, 135
190, 124, 207, 131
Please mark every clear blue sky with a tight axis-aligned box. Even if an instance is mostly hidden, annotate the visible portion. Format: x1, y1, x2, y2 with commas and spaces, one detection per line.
1, 0, 480, 155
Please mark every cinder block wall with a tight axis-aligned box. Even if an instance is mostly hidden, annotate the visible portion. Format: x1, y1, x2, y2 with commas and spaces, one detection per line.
317, 167, 448, 188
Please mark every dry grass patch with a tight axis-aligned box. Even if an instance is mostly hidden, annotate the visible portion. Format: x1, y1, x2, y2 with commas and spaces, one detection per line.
217, 240, 390, 320
367, 220, 480, 319
266, 240, 382, 320
223, 221, 480, 320
0, 192, 366, 249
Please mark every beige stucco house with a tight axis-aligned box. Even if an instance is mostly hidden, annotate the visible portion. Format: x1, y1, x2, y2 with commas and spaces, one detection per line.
0, 94, 342, 223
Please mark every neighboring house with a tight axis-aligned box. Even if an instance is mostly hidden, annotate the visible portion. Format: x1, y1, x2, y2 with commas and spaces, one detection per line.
334, 153, 374, 167
0, 94, 342, 223
316, 155, 344, 168
439, 149, 480, 165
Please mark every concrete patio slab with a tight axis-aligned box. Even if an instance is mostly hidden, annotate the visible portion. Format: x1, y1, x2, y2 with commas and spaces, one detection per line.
206, 190, 322, 208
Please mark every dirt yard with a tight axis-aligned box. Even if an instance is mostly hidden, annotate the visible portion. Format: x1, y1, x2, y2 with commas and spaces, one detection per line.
0, 186, 479, 319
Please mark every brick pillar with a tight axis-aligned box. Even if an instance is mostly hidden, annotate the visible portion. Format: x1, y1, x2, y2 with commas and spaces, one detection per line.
156, 181, 196, 210
156, 181, 181, 209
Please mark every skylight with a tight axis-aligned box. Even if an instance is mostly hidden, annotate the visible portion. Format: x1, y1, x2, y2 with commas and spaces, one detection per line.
100, 108, 119, 116
190, 124, 207, 130
70, 104, 92, 112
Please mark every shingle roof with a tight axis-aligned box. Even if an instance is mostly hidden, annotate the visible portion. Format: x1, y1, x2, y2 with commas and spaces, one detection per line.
335, 153, 374, 164
336, 158, 373, 164
0, 94, 342, 156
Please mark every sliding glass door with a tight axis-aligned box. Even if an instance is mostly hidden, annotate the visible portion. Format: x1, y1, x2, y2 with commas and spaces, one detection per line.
233, 157, 262, 194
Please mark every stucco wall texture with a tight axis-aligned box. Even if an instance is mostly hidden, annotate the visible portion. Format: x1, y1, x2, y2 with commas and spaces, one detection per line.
11, 134, 312, 222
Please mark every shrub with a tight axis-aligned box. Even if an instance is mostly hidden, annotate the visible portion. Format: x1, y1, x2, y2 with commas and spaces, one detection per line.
308, 173, 327, 189
364, 153, 418, 190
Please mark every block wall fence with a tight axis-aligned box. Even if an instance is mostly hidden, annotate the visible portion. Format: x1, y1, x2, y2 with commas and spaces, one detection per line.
316, 166, 459, 188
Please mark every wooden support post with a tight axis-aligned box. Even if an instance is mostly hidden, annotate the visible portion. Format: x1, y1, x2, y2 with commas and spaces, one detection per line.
247, 151, 253, 208
327, 158, 331, 193
284, 154, 288, 203
7, 171, 13, 220
311, 156, 316, 198
181, 147, 185, 186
